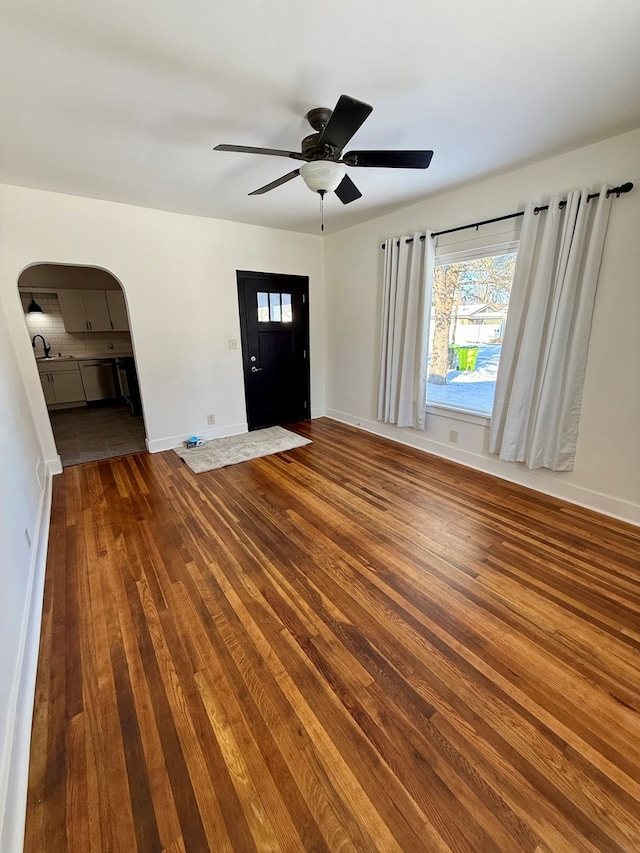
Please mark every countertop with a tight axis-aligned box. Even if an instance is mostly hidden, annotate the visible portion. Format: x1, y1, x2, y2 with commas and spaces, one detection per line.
36, 353, 133, 362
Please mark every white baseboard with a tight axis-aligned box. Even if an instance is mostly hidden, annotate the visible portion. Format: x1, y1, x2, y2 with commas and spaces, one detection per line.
146, 421, 248, 453
47, 455, 62, 476
0, 471, 53, 853
146, 413, 328, 453
324, 409, 640, 527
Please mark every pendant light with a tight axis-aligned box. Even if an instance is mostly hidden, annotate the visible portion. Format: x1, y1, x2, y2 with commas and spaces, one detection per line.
27, 293, 43, 313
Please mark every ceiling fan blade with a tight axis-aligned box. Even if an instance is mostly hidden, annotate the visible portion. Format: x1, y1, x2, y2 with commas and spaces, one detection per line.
343, 150, 434, 169
318, 95, 373, 152
248, 169, 301, 196
334, 174, 362, 205
214, 144, 306, 161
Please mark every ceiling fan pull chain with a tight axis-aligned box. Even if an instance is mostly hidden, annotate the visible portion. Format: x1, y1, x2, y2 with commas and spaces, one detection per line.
319, 189, 326, 232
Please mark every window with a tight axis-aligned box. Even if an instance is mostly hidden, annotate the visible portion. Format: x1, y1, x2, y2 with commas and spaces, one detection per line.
426, 245, 518, 415
257, 291, 293, 323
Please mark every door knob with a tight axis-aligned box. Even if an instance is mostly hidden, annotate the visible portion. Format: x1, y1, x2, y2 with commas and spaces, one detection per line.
251, 366, 262, 373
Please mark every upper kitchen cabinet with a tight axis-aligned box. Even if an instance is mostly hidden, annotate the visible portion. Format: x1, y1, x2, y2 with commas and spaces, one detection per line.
57, 290, 90, 331
58, 289, 110, 331
58, 289, 129, 332
106, 290, 129, 331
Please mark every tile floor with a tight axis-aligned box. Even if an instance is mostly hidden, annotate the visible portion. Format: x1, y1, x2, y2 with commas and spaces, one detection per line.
49, 402, 146, 466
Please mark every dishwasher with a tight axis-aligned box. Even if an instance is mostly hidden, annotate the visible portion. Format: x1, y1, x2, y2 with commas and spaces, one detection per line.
79, 359, 116, 401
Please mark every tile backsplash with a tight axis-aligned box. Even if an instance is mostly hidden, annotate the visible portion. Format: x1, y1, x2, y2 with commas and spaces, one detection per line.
21, 292, 133, 358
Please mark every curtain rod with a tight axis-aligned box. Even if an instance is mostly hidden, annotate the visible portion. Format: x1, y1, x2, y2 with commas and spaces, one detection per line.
380, 181, 633, 249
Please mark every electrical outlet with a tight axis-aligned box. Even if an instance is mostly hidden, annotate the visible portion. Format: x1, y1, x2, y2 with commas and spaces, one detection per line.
207, 414, 215, 425
449, 429, 459, 443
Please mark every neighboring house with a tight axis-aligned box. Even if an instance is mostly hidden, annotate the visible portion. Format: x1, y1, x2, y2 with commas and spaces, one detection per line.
428, 302, 507, 346
454, 303, 506, 344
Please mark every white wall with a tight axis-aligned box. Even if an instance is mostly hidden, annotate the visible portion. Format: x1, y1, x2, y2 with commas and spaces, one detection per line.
0, 184, 325, 458
0, 294, 52, 850
324, 128, 640, 524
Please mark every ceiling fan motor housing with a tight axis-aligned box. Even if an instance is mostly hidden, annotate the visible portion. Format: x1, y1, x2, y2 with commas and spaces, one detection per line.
301, 134, 340, 162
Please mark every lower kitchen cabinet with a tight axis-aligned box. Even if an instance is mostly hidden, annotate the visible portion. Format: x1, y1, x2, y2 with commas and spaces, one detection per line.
38, 361, 86, 406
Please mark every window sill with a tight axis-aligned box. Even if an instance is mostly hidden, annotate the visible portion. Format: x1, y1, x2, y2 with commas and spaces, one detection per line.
425, 403, 490, 427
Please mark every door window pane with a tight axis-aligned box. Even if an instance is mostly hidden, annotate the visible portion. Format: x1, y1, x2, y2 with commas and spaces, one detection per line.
269, 292, 281, 322
257, 291, 294, 323
281, 293, 292, 322
257, 292, 269, 322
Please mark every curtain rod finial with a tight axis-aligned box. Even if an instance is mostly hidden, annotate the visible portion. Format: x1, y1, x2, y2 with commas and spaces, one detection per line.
607, 181, 633, 198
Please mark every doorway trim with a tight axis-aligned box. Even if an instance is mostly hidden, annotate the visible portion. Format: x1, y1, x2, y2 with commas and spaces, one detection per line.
237, 270, 311, 431
16, 261, 147, 466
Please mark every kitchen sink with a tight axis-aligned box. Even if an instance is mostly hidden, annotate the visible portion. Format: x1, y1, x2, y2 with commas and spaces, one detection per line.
36, 355, 76, 361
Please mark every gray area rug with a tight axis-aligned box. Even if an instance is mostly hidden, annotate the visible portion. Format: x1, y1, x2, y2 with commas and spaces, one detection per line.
174, 426, 311, 473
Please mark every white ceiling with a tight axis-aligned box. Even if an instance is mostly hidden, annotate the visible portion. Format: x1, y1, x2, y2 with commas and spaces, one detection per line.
1, 0, 639, 235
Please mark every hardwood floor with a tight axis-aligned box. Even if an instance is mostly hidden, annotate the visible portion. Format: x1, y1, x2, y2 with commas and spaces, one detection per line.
25, 418, 640, 852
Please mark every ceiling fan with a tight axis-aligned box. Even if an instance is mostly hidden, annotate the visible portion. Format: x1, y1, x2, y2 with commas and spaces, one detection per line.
214, 94, 434, 206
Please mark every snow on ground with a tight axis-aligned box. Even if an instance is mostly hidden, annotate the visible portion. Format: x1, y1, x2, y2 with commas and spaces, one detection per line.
426, 344, 501, 414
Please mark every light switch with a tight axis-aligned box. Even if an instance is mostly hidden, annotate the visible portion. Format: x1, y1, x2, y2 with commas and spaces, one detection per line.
228, 338, 239, 350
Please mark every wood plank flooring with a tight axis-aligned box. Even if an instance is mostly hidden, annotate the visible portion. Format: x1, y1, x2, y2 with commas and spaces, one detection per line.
25, 418, 640, 852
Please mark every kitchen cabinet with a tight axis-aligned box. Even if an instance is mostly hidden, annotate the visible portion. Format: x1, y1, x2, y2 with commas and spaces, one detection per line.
58, 289, 128, 332
38, 360, 86, 406
58, 289, 111, 331
56, 290, 87, 331
106, 290, 129, 331
82, 290, 112, 331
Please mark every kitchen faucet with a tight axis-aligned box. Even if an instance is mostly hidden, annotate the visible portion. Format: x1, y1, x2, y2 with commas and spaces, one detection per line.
32, 334, 52, 359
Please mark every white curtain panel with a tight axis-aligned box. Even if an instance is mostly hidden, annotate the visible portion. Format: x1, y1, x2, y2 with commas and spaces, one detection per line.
489, 185, 613, 471
377, 232, 435, 429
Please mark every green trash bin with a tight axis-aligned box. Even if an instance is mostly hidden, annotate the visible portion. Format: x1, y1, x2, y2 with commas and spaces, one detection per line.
466, 346, 478, 371
457, 346, 479, 371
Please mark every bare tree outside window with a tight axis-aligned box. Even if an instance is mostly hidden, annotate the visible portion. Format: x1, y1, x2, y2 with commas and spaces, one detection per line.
429, 262, 465, 385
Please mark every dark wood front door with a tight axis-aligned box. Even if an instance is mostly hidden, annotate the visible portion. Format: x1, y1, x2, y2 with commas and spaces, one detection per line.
237, 270, 310, 431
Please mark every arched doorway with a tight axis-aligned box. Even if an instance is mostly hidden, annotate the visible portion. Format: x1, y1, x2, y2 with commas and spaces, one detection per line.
18, 263, 146, 466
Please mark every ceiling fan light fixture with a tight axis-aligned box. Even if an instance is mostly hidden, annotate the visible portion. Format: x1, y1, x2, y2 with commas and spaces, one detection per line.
300, 160, 346, 194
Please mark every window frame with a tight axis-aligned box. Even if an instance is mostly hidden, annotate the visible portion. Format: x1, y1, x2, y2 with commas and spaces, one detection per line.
425, 239, 519, 419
